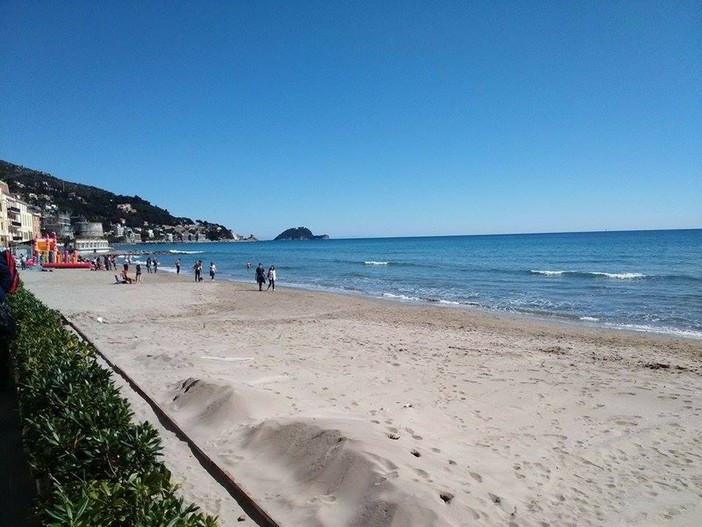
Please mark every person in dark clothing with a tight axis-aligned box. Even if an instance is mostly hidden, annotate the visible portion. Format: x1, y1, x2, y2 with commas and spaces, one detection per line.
0, 250, 18, 390
255, 263, 266, 291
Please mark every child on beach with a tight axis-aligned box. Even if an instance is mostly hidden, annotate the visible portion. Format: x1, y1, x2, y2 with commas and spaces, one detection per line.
209, 262, 216, 281
136, 264, 142, 283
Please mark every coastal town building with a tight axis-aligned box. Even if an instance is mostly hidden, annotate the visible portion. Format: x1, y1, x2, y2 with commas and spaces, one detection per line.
5, 192, 39, 244
41, 211, 73, 240
74, 238, 111, 254
0, 182, 11, 247
0, 180, 71, 251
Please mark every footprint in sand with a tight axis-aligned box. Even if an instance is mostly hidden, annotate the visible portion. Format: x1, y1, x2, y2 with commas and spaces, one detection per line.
415, 468, 430, 478
488, 493, 502, 504
440, 492, 454, 503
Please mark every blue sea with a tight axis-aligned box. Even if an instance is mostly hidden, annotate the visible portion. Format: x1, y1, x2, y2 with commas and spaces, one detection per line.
116, 229, 702, 339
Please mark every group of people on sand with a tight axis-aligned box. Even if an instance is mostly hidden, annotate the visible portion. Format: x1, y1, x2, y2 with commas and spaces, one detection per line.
116, 255, 159, 284
117, 256, 279, 291
192, 260, 217, 282
89, 254, 118, 271
255, 262, 276, 291
145, 257, 159, 273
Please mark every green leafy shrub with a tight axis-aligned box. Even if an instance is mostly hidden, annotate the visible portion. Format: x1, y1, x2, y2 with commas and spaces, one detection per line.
7, 287, 219, 526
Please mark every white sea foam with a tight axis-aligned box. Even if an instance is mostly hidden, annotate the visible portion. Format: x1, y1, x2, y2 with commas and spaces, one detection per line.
365, 261, 389, 266
591, 272, 645, 280
605, 323, 702, 340
531, 270, 567, 276
531, 269, 646, 279
580, 316, 600, 322
168, 249, 204, 255
382, 292, 420, 302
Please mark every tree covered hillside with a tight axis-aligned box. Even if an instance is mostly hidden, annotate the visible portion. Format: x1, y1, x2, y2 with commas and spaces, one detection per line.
0, 160, 236, 239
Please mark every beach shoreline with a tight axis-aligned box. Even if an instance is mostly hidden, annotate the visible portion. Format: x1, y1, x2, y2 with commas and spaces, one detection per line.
19, 268, 702, 526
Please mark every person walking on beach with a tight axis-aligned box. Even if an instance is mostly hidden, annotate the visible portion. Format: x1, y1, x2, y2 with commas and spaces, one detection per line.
194, 260, 203, 282
255, 263, 266, 291
209, 261, 216, 281
267, 265, 276, 291
153, 258, 158, 273
146, 257, 152, 273
175, 258, 181, 275
135, 263, 142, 283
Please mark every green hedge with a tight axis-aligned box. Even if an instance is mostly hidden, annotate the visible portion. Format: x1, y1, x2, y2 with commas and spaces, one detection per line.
7, 287, 219, 527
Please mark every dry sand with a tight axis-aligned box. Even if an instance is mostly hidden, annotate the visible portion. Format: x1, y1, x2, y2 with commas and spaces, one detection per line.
20, 268, 702, 527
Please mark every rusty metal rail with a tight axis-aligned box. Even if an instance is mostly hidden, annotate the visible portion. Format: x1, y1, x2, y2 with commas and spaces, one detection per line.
61, 315, 282, 527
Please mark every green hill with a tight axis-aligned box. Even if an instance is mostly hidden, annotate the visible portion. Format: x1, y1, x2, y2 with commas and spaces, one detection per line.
0, 160, 235, 240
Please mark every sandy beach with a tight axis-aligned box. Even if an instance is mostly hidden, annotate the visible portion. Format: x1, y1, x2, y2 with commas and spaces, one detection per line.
19, 268, 702, 527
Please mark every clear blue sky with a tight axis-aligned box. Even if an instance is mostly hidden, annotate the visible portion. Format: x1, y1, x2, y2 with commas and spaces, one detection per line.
1, 2, 700, 240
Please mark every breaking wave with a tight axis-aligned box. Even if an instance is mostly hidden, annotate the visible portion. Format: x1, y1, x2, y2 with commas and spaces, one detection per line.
531, 270, 646, 280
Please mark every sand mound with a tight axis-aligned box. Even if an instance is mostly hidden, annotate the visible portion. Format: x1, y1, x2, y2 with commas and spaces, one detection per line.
237, 419, 441, 527
168, 377, 284, 432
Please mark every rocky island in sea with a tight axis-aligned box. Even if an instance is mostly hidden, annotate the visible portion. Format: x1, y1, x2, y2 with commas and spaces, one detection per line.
274, 227, 329, 241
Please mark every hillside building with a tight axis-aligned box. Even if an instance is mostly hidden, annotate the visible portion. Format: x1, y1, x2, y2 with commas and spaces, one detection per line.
0, 181, 40, 248
42, 212, 74, 240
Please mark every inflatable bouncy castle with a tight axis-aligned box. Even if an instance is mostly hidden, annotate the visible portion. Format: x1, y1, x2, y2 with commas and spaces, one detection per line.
34, 233, 91, 269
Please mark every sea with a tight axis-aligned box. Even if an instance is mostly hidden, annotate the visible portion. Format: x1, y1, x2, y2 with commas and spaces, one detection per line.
115, 229, 702, 340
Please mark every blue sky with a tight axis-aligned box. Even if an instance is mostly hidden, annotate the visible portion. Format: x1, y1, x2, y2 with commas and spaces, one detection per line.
1, 1, 700, 240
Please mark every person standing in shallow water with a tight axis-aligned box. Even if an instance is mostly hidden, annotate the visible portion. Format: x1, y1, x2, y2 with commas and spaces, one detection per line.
175, 258, 181, 274
209, 261, 216, 281
267, 265, 276, 291
255, 263, 266, 291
